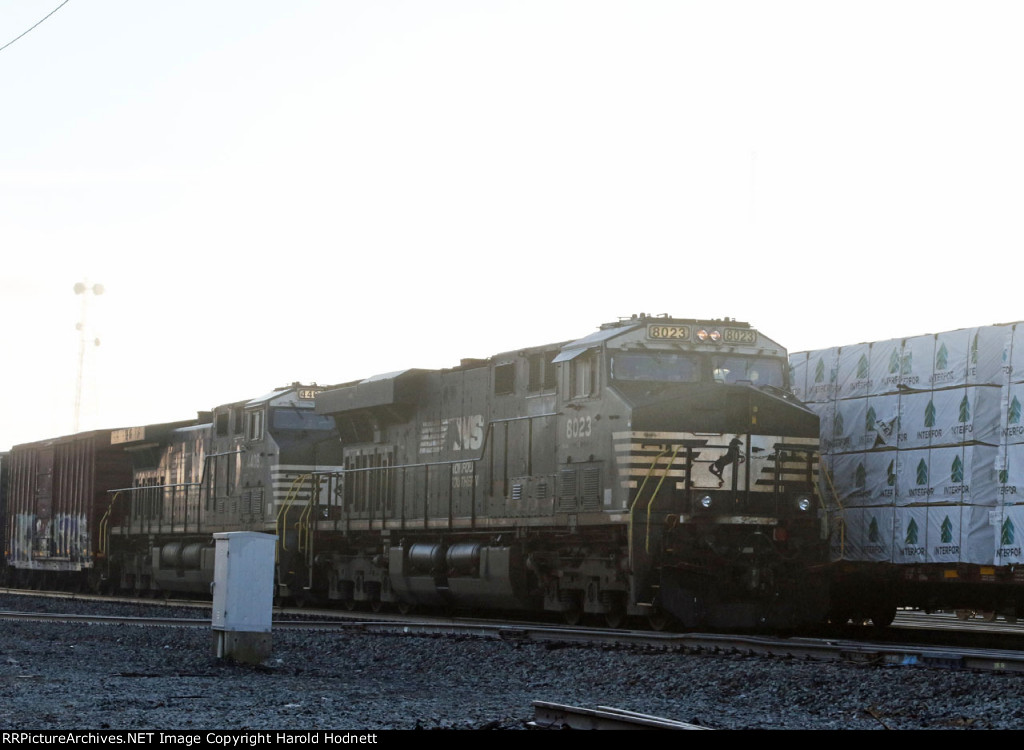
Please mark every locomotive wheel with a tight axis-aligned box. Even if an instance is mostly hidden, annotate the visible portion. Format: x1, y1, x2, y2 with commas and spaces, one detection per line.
369, 599, 385, 613
647, 610, 672, 632
397, 601, 416, 615
604, 610, 626, 629
342, 598, 357, 612
604, 602, 627, 629
562, 604, 583, 626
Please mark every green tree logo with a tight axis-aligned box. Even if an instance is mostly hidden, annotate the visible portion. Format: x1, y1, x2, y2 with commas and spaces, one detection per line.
1002, 517, 1015, 547
959, 394, 971, 423
855, 462, 867, 489
916, 459, 929, 486
1010, 396, 1022, 426
936, 343, 949, 371
834, 411, 844, 437
888, 348, 901, 375
814, 358, 826, 384
951, 454, 964, 483
868, 517, 881, 543
857, 354, 869, 379
905, 518, 919, 545
902, 351, 913, 375
866, 406, 876, 431
941, 516, 953, 544
887, 460, 895, 486
924, 400, 936, 428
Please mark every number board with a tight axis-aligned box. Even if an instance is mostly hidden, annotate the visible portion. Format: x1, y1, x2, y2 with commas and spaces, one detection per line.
721, 327, 757, 345
646, 324, 691, 341
646, 324, 757, 345
111, 426, 146, 444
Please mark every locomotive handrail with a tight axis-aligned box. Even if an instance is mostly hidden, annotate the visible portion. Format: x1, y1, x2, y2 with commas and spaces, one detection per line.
309, 412, 559, 529
105, 482, 201, 536
628, 448, 668, 570
818, 464, 846, 557
820, 464, 843, 510
297, 474, 317, 557
97, 490, 124, 558
275, 474, 312, 558
645, 445, 682, 553
308, 413, 560, 476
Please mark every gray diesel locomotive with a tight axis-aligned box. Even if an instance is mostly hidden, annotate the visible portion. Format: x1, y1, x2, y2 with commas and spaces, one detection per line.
2, 315, 828, 630
2, 385, 343, 597
308, 314, 828, 629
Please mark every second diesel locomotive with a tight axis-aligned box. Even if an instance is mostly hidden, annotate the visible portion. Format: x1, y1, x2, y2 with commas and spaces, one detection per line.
2, 385, 344, 597
4, 315, 829, 630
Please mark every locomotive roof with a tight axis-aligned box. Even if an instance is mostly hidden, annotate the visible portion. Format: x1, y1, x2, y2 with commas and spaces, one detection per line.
553, 324, 634, 363
244, 383, 325, 407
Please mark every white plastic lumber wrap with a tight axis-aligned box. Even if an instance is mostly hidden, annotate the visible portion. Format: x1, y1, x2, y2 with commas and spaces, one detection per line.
792, 322, 1024, 565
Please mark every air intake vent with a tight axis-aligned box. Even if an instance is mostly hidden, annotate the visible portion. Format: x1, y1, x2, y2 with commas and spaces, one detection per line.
581, 467, 601, 510
558, 469, 577, 511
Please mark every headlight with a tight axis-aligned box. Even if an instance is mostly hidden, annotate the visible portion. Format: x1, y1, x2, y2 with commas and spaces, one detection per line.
797, 496, 811, 512
696, 329, 722, 343
700, 495, 713, 508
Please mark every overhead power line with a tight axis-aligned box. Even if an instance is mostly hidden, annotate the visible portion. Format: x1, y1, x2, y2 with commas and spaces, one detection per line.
0, 0, 72, 55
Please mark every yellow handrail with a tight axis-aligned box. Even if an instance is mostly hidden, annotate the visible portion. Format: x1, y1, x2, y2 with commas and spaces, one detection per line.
628, 449, 667, 569
275, 474, 311, 560
97, 491, 123, 558
645, 445, 681, 554
819, 462, 842, 510
296, 474, 318, 560
815, 457, 844, 557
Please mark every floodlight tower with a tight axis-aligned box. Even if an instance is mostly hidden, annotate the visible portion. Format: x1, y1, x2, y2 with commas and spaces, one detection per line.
73, 281, 103, 433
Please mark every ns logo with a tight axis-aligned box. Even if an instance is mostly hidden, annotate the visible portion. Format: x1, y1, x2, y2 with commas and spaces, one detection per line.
420, 415, 484, 454
446, 415, 484, 451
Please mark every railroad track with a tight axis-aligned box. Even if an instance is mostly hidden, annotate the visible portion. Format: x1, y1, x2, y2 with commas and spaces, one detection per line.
4, 594, 1024, 676
529, 701, 711, 730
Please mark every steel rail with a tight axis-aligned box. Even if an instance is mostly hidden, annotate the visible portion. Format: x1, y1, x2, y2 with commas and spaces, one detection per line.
529, 701, 710, 730
3, 608, 1024, 675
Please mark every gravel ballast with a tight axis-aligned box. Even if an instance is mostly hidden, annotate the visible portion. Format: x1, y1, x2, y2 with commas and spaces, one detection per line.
1, 596, 1022, 730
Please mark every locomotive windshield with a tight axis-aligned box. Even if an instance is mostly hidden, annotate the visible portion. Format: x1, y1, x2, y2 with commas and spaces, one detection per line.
271, 408, 336, 431
610, 352, 785, 388
711, 355, 785, 387
610, 353, 701, 382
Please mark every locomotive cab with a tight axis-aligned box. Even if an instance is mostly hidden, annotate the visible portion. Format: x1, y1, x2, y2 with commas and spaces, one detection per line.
553, 316, 828, 628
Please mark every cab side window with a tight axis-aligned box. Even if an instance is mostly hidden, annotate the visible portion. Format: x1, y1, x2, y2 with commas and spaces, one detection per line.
494, 363, 516, 395
246, 410, 264, 441
568, 351, 598, 399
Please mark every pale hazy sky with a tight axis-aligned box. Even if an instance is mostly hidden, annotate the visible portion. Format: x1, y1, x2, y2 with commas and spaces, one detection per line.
2, 1, 1022, 449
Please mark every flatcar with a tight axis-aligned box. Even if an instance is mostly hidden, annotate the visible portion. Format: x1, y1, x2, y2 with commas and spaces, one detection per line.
792, 321, 1024, 627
